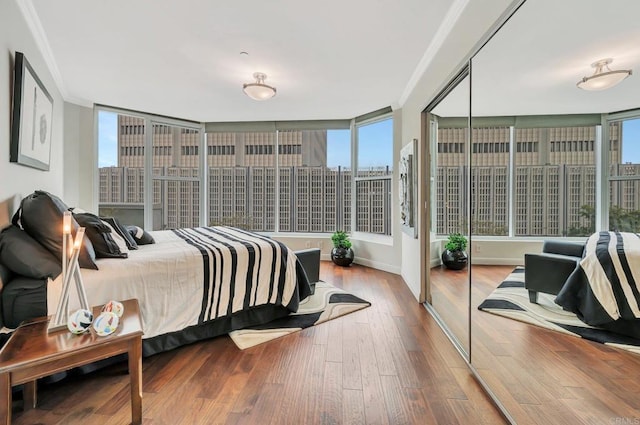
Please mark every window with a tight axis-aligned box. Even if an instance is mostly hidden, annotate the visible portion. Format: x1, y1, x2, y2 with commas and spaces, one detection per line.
355, 117, 393, 235
278, 129, 351, 233
608, 118, 640, 232
204, 129, 354, 233
207, 132, 276, 231
98, 110, 202, 230
98, 111, 147, 217
150, 122, 201, 230
100, 107, 389, 236
515, 126, 596, 237
434, 121, 597, 237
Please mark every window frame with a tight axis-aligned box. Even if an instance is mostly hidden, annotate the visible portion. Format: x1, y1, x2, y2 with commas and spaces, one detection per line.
95, 105, 206, 230
96, 106, 395, 237
603, 108, 640, 232
353, 113, 394, 237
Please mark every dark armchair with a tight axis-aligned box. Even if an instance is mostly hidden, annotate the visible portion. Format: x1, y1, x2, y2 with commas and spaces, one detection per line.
524, 240, 585, 304
294, 248, 321, 295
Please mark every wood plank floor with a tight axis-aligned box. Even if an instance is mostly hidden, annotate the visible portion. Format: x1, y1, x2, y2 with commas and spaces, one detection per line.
10, 263, 505, 425
431, 265, 640, 425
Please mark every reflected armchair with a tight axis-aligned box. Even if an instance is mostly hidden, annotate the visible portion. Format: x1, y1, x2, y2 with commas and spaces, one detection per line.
524, 240, 585, 303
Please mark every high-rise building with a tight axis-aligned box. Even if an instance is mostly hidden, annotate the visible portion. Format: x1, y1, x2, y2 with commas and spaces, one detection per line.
100, 117, 391, 234
435, 122, 623, 236
102, 116, 636, 237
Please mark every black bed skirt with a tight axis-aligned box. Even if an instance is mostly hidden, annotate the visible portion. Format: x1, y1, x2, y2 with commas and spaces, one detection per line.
141, 303, 291, 356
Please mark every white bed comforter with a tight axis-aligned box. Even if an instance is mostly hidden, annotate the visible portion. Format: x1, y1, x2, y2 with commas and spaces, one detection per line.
47, 227, 298, 339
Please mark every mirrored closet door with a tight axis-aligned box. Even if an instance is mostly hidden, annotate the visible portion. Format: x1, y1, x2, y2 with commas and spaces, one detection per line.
468, 0, 640, 423
426, 70, 472, 358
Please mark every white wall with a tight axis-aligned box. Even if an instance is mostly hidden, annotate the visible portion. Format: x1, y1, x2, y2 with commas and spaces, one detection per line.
399, 0, 515, 300
271, 233, 400, 274
0, 0, 64, 202
63, 102, 95, 210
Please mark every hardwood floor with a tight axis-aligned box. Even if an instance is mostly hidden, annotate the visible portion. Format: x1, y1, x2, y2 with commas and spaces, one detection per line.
9, 263, 505, 425
432, 265, 640, 425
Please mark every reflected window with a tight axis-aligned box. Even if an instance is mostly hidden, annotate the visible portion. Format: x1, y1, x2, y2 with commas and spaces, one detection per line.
513, 126, 596, 237
434, 121, 598, 237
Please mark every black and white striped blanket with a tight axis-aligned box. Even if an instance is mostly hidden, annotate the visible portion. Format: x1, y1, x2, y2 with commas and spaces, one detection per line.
556, 231, 640, 327
172, 226, 298, 324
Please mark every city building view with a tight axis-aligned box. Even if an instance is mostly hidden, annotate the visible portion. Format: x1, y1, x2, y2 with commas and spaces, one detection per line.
435, 120, 640, 236
99, 114, 640, 238
98, 114, 392, 234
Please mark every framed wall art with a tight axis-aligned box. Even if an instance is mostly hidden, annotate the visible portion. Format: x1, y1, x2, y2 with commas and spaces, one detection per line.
10, 51, 54, 171
399, 138, 417, 238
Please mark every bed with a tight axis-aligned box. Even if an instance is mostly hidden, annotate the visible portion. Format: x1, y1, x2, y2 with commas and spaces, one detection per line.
555, 231, 640, 339
0, 191, 317, 357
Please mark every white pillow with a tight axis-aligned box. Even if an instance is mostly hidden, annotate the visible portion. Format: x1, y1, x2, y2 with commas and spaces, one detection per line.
101, 220, 129, 254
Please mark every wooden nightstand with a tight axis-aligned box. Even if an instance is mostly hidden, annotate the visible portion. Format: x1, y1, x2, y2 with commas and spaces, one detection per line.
0, 298, 143, 425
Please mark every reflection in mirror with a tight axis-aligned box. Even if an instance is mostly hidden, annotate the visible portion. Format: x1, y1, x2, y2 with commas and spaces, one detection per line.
428, 74, 471, 357
469, 0, 640, 423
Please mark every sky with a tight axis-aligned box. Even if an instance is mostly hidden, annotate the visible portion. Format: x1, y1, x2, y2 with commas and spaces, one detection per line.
327, 119, 393, 168
98, 111, 118, 167
622, 118, 640, 163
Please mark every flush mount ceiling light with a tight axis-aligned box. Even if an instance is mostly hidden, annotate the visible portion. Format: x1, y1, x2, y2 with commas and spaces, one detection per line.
243, 72, 276, 101
577, 58, 632, 91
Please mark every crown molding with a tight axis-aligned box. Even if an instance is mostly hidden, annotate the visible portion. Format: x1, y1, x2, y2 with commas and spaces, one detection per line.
397, 0, 471, 107
16, 0, 68, 99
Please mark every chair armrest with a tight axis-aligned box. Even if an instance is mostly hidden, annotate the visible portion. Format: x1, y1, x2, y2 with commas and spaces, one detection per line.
542, 240, 585, 257
294, 248, 320, 284
524, 253, 580, 296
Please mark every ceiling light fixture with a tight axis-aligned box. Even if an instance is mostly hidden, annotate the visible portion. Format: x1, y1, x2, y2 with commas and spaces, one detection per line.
577, 58, 632, 91
243, 72, 276, 101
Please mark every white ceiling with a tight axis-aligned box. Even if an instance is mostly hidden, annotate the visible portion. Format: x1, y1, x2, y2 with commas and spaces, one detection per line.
27, 0, 454, 122
433, 0, 640, 117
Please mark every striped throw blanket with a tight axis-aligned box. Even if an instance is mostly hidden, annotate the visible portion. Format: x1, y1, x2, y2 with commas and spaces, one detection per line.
172, 226, 299, 324
556, 231, 640, 326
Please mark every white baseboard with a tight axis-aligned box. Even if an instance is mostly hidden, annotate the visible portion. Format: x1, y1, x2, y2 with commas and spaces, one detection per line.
355, 257, 401, 274
430, 258, 441, 268
471, 257, 523, 266
321, 255, 400, 274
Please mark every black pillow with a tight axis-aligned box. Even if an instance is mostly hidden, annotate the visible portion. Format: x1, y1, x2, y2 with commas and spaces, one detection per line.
0, 225, 62, 279
101, 217, 138, 250
13, 191, 98, 270
126, 225, 155, 245
74, 213, 128, 259
2, 276, 48, 328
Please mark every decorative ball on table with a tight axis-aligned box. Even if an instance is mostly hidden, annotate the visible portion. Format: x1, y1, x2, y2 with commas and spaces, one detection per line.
93, 311, 120, 336
102, 300, 125, 318
67, 309, 94, 334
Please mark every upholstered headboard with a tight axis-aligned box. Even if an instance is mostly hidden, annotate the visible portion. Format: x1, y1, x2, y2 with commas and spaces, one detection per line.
0, 193, 21, 328
0, 194, 21, 230
0, 264, 12, 328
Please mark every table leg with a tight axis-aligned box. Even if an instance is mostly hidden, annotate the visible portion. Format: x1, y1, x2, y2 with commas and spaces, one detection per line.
23, 381, 37, 410
0, 373, 11, 425
129, 337, 142, 425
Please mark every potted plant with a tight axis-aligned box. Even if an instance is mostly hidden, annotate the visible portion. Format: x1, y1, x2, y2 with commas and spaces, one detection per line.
330, 231, 354, 266
441, 232, 468, 270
